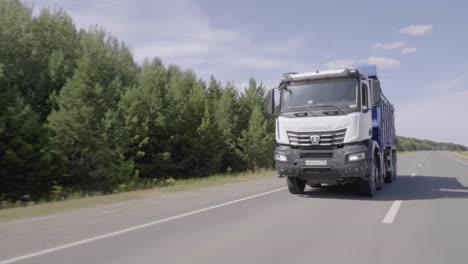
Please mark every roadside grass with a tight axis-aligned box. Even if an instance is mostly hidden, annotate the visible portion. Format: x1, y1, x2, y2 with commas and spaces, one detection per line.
0, 169, 276, 221
397, 151, 414, 157
449, 151, 468, 161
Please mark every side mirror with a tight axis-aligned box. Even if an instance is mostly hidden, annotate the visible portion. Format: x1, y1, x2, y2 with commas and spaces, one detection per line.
266, 88, 277, 115
370, 80, 381, 108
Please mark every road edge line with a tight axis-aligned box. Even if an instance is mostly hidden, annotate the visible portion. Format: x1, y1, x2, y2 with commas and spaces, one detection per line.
441, 152, 468, 166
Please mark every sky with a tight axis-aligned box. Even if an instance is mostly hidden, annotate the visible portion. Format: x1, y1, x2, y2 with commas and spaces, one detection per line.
28, 0, 468, 145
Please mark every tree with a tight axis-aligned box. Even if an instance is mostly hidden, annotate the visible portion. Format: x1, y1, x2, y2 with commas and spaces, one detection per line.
207, 75, 222, 107
120, 58, 172, 179
238, 106, 275, 171
0, 88, 57, 201
47, 54, 133, 192
28, 7, 80, 118
214, 82, 245, 171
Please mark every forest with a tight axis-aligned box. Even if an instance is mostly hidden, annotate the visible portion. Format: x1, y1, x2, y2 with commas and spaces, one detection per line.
0, 0, 275, 202
397, 136, 467, 152
0, 0, 465, 203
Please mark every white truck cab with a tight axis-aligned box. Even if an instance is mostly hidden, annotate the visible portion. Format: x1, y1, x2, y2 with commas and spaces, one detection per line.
266, 65, 397, 197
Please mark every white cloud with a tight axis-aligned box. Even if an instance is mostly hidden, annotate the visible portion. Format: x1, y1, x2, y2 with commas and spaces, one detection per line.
324, 59, 355, 69
28, 0, 309, 85
399, 24, 433, 36
366, 56, 400, 68
401, 47, 418, 54
424, 76, 466, 93
372, 41, 405, 50
397, 89, 468, 146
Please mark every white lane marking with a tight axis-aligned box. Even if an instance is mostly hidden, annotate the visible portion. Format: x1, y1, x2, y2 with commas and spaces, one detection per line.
411, 173, 416, 177
440, 188, 468, 193
442, 152, 468, 166
382, 200, 402, 224
418, 164, 422, 167
0, 187, 287, 264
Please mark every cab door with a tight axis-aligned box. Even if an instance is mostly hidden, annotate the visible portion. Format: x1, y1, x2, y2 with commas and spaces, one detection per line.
358, 80, 373, 140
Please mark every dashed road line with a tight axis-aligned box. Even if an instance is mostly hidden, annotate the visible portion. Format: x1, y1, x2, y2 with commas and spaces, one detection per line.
382, 200, 402, 224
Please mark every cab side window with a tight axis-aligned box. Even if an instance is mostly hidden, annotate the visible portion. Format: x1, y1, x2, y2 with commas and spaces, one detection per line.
362, 83, 368, 107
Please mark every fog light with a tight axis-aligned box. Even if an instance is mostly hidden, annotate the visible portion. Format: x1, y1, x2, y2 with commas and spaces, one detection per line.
347, 152, 365, 162
275, 153, 289, 162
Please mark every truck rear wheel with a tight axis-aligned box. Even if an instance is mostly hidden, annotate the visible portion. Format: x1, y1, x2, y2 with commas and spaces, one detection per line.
360, 158, 377, 197
392, 151, 397, 181
384, 156, 393, 183
385, 152, 396, 183
287, 177, 306, 194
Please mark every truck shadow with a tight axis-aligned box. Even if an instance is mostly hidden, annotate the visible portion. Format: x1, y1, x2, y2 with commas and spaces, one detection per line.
299, 175, 468, 201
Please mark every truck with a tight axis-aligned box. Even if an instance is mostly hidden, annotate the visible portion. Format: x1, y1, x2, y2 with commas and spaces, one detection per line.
266, 65, 396, 197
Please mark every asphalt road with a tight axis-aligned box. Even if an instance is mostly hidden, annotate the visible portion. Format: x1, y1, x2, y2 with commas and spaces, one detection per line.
2, 151, 468, 264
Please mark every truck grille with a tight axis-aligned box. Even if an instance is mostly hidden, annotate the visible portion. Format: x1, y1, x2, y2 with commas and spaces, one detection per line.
287, 129, 347, 146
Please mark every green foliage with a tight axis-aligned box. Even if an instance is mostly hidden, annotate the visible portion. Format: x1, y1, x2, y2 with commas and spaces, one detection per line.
397, 136, 467, 152
238, 107, 275, 171
0, 96, 57, 201
119, 58, 172, 179
47, 52, 134, 192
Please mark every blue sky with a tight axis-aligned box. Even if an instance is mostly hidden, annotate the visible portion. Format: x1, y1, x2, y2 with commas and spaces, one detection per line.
29, 0, 468, 145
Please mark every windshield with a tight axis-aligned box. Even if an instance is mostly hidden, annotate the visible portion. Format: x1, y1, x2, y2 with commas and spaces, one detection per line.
281, 78, 358, 111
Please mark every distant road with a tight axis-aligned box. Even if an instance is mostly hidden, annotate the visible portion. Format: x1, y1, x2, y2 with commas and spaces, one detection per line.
2, 151, 468, 264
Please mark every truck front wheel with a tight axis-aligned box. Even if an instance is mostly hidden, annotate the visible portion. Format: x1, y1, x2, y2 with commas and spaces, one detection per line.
360, 158, 378, 197
287, 177, 306, 194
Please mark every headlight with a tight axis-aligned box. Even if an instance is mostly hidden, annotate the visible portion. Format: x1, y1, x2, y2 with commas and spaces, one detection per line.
274, 153, 289, 162
347, 152, 366, 162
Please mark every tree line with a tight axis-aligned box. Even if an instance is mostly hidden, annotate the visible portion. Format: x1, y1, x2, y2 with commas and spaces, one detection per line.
397, 136, 467, 152
0, 0, 274, 202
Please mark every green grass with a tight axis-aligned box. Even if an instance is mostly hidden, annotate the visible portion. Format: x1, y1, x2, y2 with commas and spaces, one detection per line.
0, 169, 276, 221
450, 151, 468, 161
397, 151, 414, 157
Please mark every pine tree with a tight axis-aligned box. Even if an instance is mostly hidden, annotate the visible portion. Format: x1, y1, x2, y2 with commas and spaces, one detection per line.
195, 101, 223, 175
47, 54, 133, 192
214, 82, 245, 171
207, 75, 222, 106
0, 69, 57, 201
238, 106, 275, 171
120, 58, 172, 179
238, 78, 266, 130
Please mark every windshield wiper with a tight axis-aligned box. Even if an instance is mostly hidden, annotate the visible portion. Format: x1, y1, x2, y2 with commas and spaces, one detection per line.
313, 104, 347, 116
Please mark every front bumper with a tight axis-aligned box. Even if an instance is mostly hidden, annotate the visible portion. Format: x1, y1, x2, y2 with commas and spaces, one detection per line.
274, 144, 369, 183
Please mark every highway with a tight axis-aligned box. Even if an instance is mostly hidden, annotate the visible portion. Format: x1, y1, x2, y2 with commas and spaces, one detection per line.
1, 151, 468, 264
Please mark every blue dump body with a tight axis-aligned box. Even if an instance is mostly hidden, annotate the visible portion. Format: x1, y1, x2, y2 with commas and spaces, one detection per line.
371, 96, 396, 151
356, 64, 396, 151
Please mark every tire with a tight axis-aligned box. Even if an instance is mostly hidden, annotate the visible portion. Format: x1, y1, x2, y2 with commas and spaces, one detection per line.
376, 159, 384, 190
360, 157, 378, 197
392, 151, 397, 181
287, 177, 306, 194
384, 155, 394, 183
